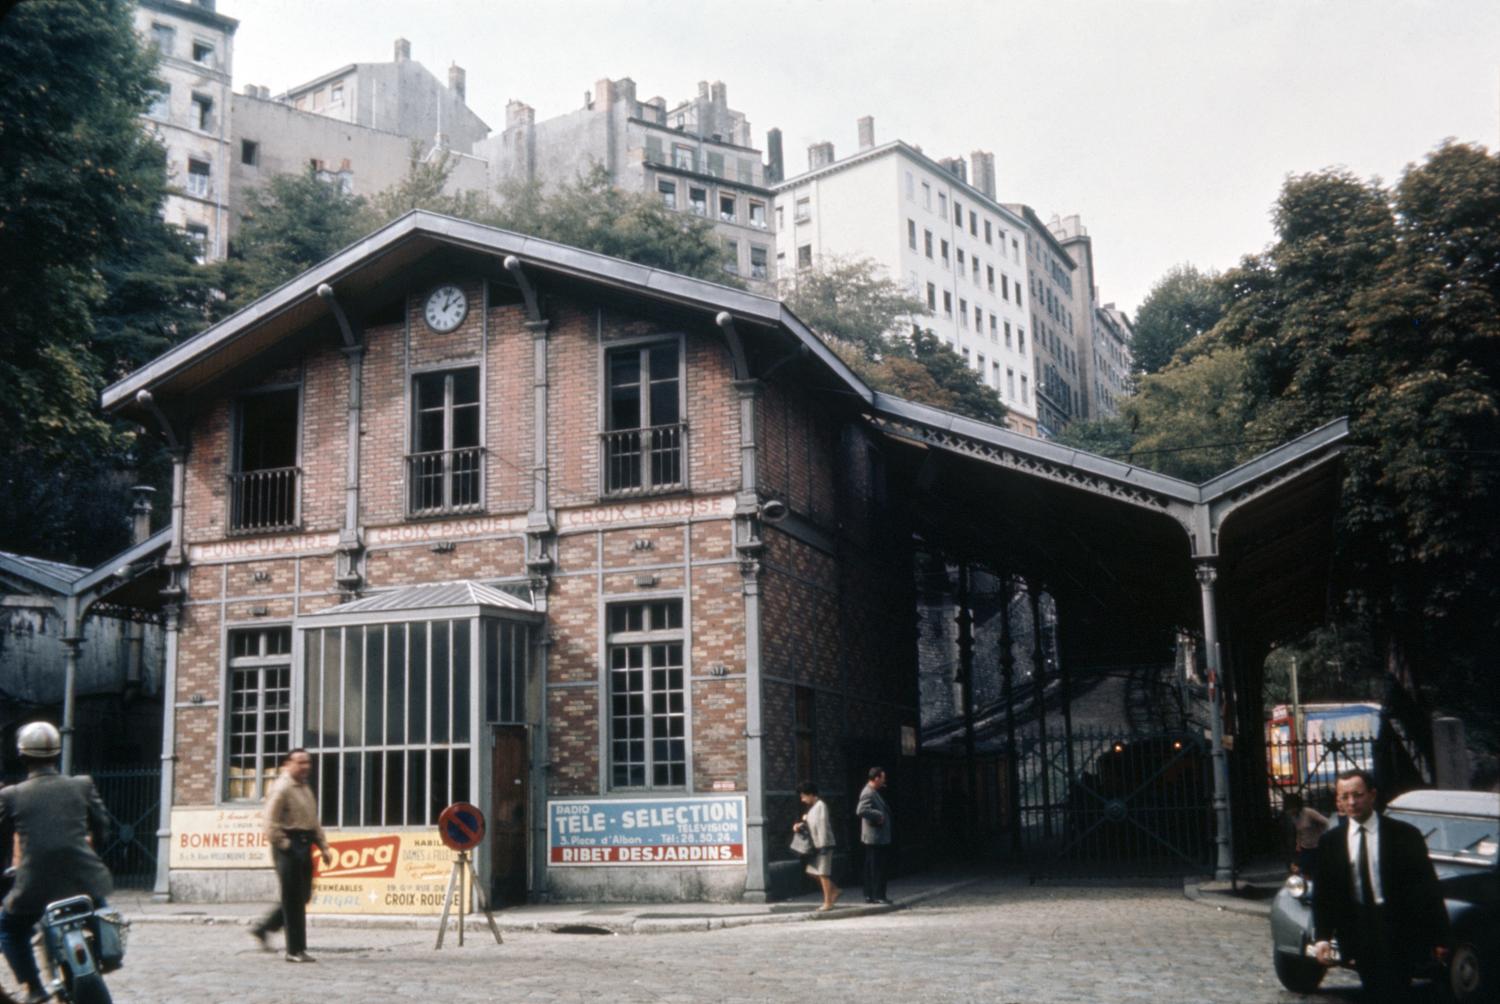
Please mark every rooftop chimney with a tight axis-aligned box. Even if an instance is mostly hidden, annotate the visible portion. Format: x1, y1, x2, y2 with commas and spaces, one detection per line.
710, 80, 726, 106
970, 150, 996, 199
938, 156, 967, 182
394, 38, 411, 62
765, 128, 784, 183
506, 99, 535, 129
448, 64, 466, 102
808, 141, 835, 170
857, 116, 875, 150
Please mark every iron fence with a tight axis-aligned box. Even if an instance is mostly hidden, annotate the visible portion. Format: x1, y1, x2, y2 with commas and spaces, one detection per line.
227, 466, 300, 533
1265, 731, 1378, 816
600, 423, 686, 497
90, 767, 161, 889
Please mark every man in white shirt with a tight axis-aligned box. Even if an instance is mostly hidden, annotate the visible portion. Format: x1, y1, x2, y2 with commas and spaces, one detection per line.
1311, 769, 1447, 1000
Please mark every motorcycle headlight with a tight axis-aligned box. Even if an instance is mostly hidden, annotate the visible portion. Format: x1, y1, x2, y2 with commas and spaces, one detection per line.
1283, 874, 1308, 899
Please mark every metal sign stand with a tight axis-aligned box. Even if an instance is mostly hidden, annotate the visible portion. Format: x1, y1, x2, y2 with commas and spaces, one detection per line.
434, 850, 503, 949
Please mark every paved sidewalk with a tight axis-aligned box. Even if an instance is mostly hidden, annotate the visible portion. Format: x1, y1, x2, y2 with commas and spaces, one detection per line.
110, 872, 983, 935
1182, 860, 1287, 918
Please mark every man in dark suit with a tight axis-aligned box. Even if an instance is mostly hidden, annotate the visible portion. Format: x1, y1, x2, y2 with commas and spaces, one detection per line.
0, 722, 113, 1004
1312, 768, 1448, 1000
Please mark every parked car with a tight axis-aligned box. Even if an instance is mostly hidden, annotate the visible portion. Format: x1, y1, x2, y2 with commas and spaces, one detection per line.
1269, 789, 1499, 1001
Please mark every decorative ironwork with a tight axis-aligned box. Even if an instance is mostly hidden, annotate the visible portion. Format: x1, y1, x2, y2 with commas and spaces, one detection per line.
407, 447, 484, 516
600, 423, 686, 498
227, 466, 299, 534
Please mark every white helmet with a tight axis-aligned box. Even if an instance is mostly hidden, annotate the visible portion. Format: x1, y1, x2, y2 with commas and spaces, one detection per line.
16, 721, 61, 759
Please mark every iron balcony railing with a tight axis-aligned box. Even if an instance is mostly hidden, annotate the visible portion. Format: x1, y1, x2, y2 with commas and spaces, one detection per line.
227, 466, 300, 534
407, 446, 484, 516
601, 423, 686, 497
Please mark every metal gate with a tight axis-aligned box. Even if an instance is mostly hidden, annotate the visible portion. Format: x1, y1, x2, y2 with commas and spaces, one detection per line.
91, 767, 161, 888
1017, 729, 1214, 878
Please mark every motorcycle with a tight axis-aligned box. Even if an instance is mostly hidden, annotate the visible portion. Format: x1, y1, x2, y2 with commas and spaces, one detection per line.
31, 895, 127, 1004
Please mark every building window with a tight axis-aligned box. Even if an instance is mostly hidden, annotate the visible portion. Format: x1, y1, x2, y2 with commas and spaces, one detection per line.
943, 291, 952, 316
956, 248, 965, 270
976, 352, 986, 375
992, 361, 1001, 388
330, 82, 344, 104
1021, 374, 1029, 403
794, 197, 810, 223
719, 194, 736, 222
776, 205, 784, 230
959, 299, 969, 326
1002, 274, 1009, 300
408, 367, 482, 516
185, 224, 209, 263
922, 182, 931, 209
240, 139, 259, 166
1005, 321, 1013, 348
312, 88, 324, 111
926, 282, 936, 311
987, 265, 995, 292
225, 627, 293, 801
657, 179, 677, 210
603, 341, 684, 497
989, 315, 998, 341
737, 158, 755, 183
975, 306, 983, 330
749, 201, 766, 229
192, 40, 215, 66
608, 599, 686, 789
985, 220, 993, 244
645, 135, 664, 164
1019, 328, 1026, 352
940, 239, 949, 265
970, 211, 978, 236
908, 219, 917, 250
150, 22, 174, 55
688, 186, 707, 216
905, 170, 915, 200
954, 202, 963, 226
302, 618, 481, 827
938, 192, 948, 218
706, 151, 725, 177
1007, 368, 1016, 399
724, 239, 739, 275
147, 85, 170, 120
750, 245, 768, 280
924, 230, 933, 259
673, 145, 695, 171
794, 686, 814, 781
1016, 283, 1023, 308
192, 93, 214, 131
797, 244, 812, 269
972, 258, 980, 284
229, 387, 300, 534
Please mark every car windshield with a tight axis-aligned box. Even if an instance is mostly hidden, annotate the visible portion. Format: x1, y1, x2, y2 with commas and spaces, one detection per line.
1388, 810, 1499, 864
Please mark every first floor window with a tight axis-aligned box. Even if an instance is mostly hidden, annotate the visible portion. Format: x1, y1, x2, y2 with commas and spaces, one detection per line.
608, 599, 686, 788
797, 244, 812, 270
187, 158, 211, 197
750, 245, 768, 280
604, 340, 683, 496
186, 224, 209, 264
226, 627, 293, 800
409, 366, 481, 515
658, 179, 676, 209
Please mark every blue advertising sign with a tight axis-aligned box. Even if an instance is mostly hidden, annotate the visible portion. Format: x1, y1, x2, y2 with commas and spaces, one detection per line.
547, 795, 747, 867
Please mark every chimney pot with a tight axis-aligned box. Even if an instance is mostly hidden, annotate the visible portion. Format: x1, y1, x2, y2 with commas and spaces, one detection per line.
448, 64, 466, 102
394, 37, 411, 62
857, 116, 875, 150
808, 141, 835, 170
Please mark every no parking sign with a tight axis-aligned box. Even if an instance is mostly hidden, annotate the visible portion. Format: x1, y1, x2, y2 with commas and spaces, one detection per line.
437, 802, 486, 852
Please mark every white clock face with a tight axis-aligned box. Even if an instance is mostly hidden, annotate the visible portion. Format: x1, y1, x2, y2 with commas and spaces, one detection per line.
423, 284, 468, 332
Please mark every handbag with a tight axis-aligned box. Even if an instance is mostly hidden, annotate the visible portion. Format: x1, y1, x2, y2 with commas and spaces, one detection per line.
790, 827, 814, 857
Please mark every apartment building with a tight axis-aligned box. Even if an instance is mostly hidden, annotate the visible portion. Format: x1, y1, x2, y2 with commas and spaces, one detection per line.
1048, 215, 1098, 424
473, 78, 777, 292
772, 122, 1038, 436
1093, 303, 1134, 418
134, 0, 239, 262
1007, 204, 1079, 438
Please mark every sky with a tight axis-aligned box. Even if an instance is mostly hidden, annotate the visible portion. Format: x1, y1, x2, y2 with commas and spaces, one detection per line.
227, 0, 1500, 316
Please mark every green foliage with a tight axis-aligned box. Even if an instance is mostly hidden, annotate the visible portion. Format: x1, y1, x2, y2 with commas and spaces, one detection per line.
211, 168, 370, 314
1261, 624, 1381, 712
0, 0, 209, 564
785, 258, 1006, 426
781, 255, 926, 356
364, 144, 496, 224
1051, 415, 1137, 461
1130, 265, 1226, 374
484, 165, 736, 284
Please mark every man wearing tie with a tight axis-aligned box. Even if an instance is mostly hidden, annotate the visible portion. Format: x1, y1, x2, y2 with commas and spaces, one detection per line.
1311, 768, 1448, 999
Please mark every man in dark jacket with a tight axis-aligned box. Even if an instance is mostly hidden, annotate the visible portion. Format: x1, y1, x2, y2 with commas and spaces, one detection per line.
0, 722, 113, 1004
1312, 768, 1448, 1000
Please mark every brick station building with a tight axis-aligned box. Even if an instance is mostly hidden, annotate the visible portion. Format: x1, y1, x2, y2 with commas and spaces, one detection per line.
102, 212, 919, 908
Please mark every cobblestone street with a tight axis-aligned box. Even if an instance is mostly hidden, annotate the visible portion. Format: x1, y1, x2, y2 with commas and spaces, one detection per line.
49, 877, 1449, 1004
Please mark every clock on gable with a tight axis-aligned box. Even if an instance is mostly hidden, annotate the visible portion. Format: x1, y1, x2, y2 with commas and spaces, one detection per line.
422, 283, 468, 332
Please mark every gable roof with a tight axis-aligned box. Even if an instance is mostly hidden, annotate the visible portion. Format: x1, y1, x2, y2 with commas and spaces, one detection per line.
100, 211, 871, 420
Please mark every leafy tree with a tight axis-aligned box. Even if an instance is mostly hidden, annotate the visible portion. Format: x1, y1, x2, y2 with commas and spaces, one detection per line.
1261, 624, 1381, 712
1051, 415, 1137, 462
781, 255, 926, 357
1130, 265, 1226, 374
364, 143, 496, 224
1120, 347, 1258, 482
0, 0, 210, 563
211, 168, 370, 314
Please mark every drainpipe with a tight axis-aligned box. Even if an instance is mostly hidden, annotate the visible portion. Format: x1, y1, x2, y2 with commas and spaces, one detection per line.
318, 284, 365, 592
136, 389, 186, 901
60, 595, 81, 775
716, 311, 769, 899
125, 486, 156, 699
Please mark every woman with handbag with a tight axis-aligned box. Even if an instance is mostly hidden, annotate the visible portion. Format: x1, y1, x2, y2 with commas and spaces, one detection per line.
793, 781, 840, 911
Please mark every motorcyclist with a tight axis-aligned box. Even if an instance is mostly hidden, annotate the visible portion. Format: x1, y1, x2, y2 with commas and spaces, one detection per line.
0, 723, 113, 1004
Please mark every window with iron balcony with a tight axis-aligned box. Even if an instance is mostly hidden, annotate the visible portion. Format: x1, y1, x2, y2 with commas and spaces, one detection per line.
408, 367, 483, 517
228, 387, 300, 534
602, 341, 685, 498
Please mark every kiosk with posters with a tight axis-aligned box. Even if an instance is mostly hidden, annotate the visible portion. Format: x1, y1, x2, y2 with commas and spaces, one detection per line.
435, 802, 503, 949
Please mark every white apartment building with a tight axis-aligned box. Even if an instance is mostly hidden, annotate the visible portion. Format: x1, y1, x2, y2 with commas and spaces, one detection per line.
1093, 303, 1134, 418
772, 125, 1038, 435
134, 0, 239, 262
